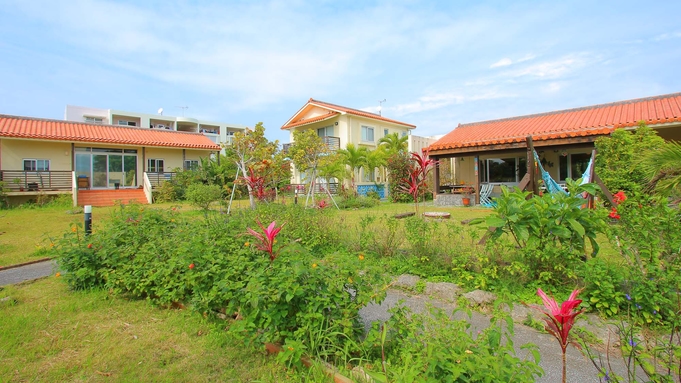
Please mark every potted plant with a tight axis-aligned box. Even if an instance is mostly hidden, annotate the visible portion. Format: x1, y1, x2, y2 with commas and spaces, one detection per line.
461, 186, 475, 206
13, 177, 23, 191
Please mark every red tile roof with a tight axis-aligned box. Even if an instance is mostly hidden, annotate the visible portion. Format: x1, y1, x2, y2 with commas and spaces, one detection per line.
0, 115, 221, 150
281, 98, 416, 129
429, 93, 681, 152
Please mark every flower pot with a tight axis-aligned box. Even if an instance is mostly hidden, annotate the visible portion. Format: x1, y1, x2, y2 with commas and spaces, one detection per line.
462, 197, 472, 206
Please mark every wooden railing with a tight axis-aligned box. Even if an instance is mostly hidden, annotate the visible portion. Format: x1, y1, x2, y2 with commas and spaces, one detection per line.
0, 170, 73, 191
145, 172, 176, 188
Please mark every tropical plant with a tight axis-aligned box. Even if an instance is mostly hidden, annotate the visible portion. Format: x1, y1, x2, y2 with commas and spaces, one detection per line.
399, 150, 437, 215
245, 219, 285, 262
378, 132, 408, 155
386, 152, 412, 202
530, 288, 583, 383
364, 147, 387, 183
338, 143, 368, 192
639, 140, 681, 201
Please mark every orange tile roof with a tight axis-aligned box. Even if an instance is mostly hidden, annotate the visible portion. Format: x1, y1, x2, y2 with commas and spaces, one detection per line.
281, 98, 416, 129
429, 93, 681, 152
282, 111, 340, 129
0, 115, 221, 150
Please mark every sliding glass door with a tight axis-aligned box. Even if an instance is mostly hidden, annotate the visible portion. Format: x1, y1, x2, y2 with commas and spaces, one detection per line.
76, 148, 138, 189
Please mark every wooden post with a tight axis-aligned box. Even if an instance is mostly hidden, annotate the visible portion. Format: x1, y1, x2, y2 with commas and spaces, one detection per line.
474, 155, 480, 205
433, 155, 440, 199
526, 136, 539, 195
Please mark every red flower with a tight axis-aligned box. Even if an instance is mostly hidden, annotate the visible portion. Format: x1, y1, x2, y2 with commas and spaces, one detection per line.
534, 289, 584, 352
188, 263, 195, 269
608, 207, 620, 220
613, 190, 627, 204
87, 243, 93, 249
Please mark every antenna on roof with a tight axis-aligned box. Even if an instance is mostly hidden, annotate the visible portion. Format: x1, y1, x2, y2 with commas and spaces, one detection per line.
177, 106, 189, 117
157, 107, 164, 115
378, 99, 386, 116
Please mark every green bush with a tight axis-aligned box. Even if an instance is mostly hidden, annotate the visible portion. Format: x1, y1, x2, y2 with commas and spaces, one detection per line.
362, 305, 542, 382
153, 181, 178, 203
595, 123, 665, 196
185, 183, 222, 211
472, 182, 607, 285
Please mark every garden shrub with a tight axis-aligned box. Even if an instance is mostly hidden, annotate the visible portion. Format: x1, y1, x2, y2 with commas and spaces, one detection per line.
336, 195, 380, 209
154, 181, 177, 203
595, 123, 666, 196
578, 258, 626, 317
473, 181, 607, 285
185, 183, 223, 211
605, 194, 681, 324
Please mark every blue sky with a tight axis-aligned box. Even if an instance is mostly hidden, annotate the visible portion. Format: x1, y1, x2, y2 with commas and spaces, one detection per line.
1, 0, 680, 144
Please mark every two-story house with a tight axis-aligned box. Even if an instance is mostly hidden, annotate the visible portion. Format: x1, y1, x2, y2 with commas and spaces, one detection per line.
281, 98, 418, 195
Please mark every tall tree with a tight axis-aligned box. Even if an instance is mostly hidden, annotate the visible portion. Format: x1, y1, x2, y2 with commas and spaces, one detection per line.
224, 122, 276, 209
287, 129, 330, 205
338, 143, 368, 192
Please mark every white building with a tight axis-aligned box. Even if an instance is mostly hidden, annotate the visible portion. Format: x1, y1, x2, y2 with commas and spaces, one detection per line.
64, 105, 247, 149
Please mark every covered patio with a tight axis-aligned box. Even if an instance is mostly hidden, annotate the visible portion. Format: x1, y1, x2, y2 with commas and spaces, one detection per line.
427, 93, 681, 206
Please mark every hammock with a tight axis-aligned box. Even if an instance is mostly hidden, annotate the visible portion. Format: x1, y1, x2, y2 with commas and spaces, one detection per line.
532, 150, 594, 196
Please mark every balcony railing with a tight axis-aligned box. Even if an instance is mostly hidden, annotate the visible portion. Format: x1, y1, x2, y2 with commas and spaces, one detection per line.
0, 170, 73, 191
282, 136, 340, 153
286, 182, 339, 194
145, 172, 177, 188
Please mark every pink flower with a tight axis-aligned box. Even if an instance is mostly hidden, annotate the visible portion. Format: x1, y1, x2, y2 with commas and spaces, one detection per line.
535, 289, 583, 352
246, 220, 286, 262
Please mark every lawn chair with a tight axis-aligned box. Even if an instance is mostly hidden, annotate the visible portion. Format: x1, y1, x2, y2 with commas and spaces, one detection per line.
480, 183, 495, 207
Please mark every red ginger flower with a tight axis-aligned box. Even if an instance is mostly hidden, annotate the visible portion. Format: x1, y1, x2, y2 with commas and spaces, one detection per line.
535, 289, 583, 352
246, 220, 286, 262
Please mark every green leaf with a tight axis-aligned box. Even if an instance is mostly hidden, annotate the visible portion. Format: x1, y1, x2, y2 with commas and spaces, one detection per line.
485, 216, 506, 228
567, 219, 585, 236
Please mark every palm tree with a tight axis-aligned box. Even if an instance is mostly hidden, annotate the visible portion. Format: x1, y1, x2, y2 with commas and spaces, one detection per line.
317, 153, 347, 191
640, 141, 681, 200
338, 144, 368, 192
364, 147, 387, 184
378, 132, 408, 155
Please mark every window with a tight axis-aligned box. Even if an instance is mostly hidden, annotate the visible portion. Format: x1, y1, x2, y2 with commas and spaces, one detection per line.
23, 159, 50, 172
317, 125, 334, 137
147, 159, 164, 173
384, 129, 389, 137
480, 157, 526, 183
401, 131, 407, 137
84, 116, 103, 124
184, 160, 199, 170
117, 120, 137, 126
361, 125, 374, 142
559, 152, 591, 181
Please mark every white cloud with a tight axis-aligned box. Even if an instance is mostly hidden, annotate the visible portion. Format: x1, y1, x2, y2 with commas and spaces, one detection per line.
502, 53, 594, 79
653, 32, 681, 41
385, 91, 512, 117
491, 58, 513, 68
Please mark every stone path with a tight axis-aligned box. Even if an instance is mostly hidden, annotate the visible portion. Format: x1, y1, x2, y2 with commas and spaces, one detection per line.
358, 275, 628, 383
0, 259, 57, 286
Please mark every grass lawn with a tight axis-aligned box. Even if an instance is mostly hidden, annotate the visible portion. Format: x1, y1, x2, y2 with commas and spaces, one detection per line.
0, 277, 289, 382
